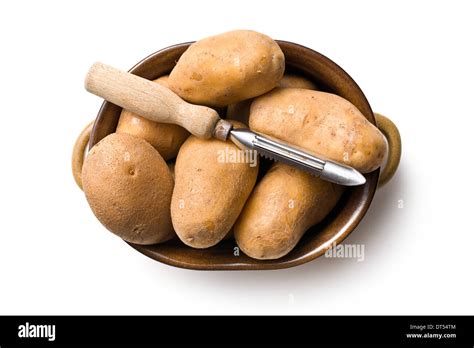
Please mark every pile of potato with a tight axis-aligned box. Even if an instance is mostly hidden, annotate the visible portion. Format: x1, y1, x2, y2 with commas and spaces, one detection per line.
82, 30, 387, 260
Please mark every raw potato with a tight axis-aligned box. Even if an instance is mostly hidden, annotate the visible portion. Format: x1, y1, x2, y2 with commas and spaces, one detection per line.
226, 73, 318, 125
82, 133, 175, 245
249, 88, 387, 173
168, 30, 285, 107
116, 75, 189, 160
171, 122, 258, 248
278, 73, 318, 90
234, 163, 344, 260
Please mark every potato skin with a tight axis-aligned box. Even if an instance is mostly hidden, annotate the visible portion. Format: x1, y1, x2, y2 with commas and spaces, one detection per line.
234, 163, 343, 260
116, 75, 189, 160
226, 73, 317, 125
278, 73, 318, 90
168, 30, 285, 107
82, 133, 175, 245
171, 122, 258, 248
249, 88, 387, 173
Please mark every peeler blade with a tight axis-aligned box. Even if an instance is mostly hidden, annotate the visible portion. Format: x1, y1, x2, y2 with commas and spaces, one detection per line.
229, 128, 366, 186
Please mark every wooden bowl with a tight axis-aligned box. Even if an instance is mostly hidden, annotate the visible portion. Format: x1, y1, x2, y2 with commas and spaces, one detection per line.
89, 41, 379, 270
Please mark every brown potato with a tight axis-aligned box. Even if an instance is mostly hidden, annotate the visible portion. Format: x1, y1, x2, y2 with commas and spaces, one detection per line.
226, 73, 318, 125
234, 163, 344, 260
168, 30, 285, 107
278, 73, 318, 89
249, 88, 387, 173
82, 133, 175, 245
171, 122, 258, 248
116, 75, 189, 160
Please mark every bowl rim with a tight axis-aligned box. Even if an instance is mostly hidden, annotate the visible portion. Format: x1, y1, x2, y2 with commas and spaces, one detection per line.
89, 40, 379, 270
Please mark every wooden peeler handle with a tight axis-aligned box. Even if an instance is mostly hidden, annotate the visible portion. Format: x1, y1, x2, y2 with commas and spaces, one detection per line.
85, 62, 221, 139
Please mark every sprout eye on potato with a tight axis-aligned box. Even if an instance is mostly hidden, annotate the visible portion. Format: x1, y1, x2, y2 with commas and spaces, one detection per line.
81, 30, 388, 261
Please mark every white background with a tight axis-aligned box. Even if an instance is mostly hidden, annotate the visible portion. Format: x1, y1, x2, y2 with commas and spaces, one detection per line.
0, 0, 473, 315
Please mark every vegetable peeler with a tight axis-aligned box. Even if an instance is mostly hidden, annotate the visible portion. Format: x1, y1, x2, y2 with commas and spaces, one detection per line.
84, 63, 366, 186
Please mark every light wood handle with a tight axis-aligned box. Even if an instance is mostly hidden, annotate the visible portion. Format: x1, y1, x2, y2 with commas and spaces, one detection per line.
85, 62, 221, 139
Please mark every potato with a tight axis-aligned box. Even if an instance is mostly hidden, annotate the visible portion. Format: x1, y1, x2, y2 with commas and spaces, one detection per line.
249, 88, 387, 173
171, 122, 258, 248
278, 73, 318, 90
116, 75, 189, 160
226, 73, 318, 125
234, 163, 344, 260
168, 30, 285, 107
82, 133, 175, 245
